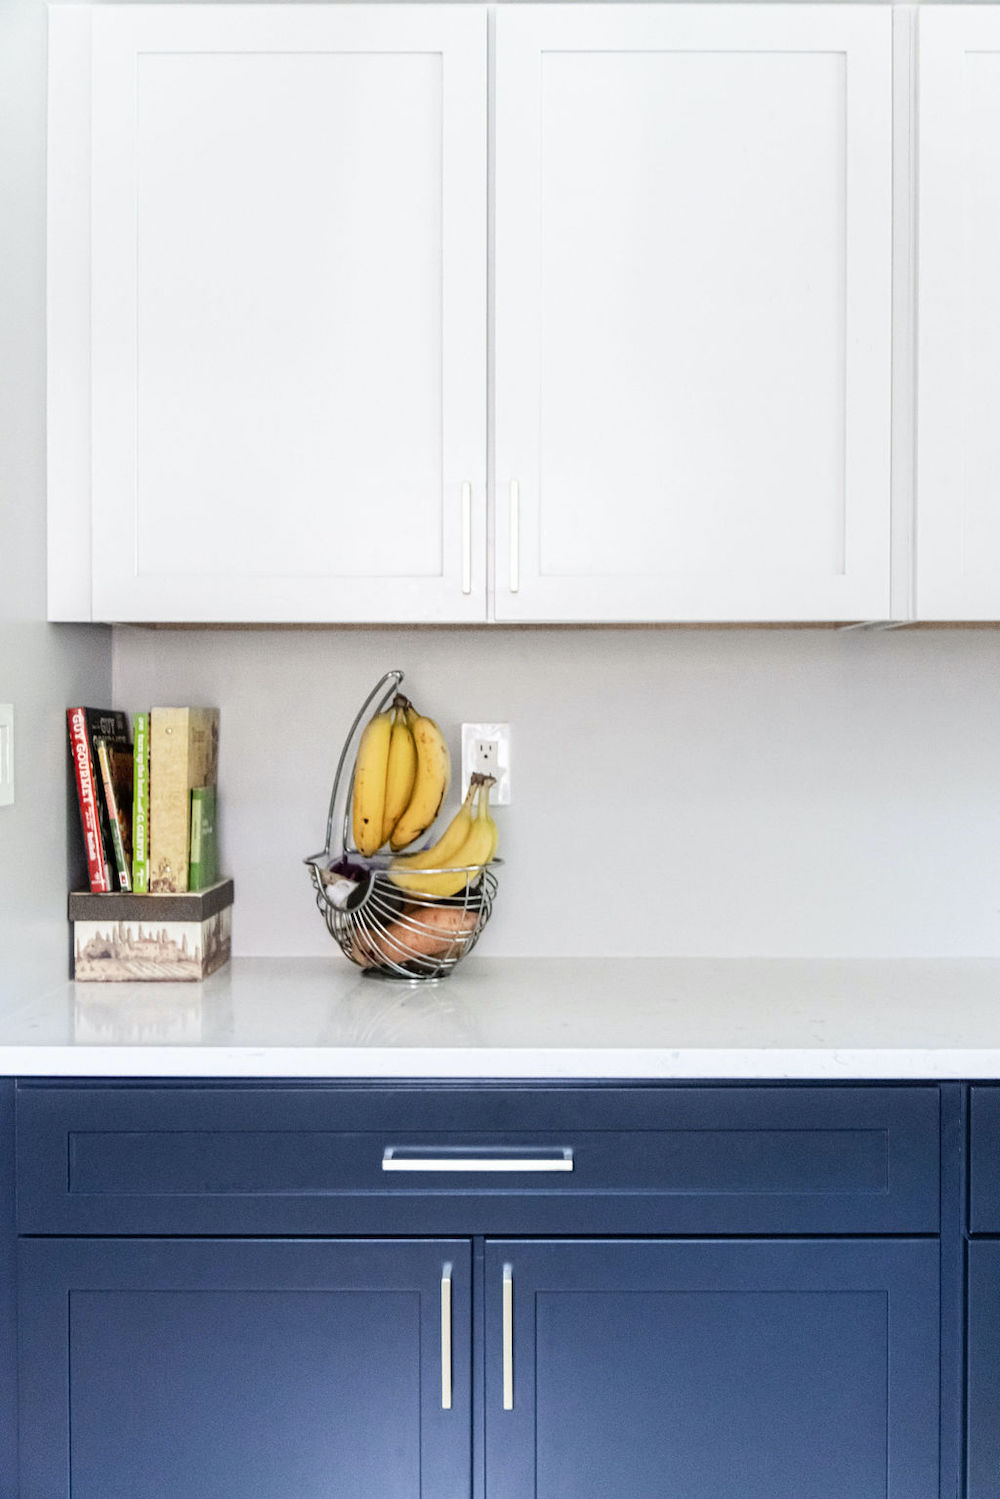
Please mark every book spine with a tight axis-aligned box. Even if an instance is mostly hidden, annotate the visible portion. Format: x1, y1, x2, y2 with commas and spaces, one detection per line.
149, 707, 219, 894
189, 790, 204, 884
96, 737, 131, 892
132, 712, 150, 893
149, 708, 190, 893
188, 785, 218, 892
67, 708, 110, 893
84, 718, 113, 879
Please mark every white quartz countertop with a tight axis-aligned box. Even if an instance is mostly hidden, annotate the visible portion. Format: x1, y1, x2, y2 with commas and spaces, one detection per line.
2, 955, 1000, 1078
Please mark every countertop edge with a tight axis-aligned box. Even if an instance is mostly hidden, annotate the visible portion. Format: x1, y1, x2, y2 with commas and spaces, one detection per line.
4, 1046, 1000, 1079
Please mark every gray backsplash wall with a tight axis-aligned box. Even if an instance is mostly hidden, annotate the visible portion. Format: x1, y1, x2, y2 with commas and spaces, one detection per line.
114, 625, 1000, 959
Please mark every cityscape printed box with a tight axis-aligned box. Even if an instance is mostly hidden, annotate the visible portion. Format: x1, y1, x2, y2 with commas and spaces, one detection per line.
69, 880, 233, 982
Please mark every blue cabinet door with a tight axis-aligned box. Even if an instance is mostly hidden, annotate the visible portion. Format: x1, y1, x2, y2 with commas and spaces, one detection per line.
0, 1082, 14, 1499
484, 1239, 939, 1499
19, 1238, 470, 1499
968, 1242, 1000, 1498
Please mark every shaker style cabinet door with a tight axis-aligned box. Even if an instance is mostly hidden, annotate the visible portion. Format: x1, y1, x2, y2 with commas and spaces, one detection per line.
966, 1242, 1000, 1499
494, 6, 892, 622
18, 1238, 471, 1499
484, 1239, 939, 1499
48, 6, 486, 623
916, 9, 1000, 620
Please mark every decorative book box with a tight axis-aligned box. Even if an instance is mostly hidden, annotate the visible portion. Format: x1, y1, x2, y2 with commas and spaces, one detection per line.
69, 879, 233, 982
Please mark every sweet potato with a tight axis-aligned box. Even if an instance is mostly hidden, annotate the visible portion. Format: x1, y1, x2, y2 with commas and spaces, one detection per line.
355, 902, 479, 970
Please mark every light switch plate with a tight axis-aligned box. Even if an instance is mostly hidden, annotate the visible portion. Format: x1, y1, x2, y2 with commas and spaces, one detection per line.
0, 704, 13, 806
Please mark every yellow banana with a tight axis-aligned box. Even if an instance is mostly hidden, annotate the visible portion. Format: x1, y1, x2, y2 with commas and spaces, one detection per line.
467, 775, 499, 866
481, 777, 499, 862
442, 777, 496, 891
380, 702, 418, 846
389, 706, 451, 852
351, 708, 393, 856
388, 778, 480, 892
391, 776, 496, 899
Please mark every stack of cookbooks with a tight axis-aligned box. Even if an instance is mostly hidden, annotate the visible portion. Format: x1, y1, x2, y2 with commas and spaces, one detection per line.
67, 706, 230, 982
67, 706, 220, 894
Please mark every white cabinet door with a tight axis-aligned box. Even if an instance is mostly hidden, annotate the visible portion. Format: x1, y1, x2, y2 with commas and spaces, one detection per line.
49, 6, 486, 623
917, 9, 1000, 620
495, 6, 892, 623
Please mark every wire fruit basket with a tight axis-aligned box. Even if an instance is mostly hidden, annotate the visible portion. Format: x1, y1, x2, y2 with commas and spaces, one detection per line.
305, 670, 499, 982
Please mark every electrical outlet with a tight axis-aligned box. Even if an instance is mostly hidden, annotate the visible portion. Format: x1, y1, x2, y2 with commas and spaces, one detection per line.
461, 722, 511, 806
474, 738, 499, 777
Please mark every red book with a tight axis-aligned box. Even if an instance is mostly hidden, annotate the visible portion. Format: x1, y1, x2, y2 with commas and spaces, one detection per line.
67, 707, 111, 893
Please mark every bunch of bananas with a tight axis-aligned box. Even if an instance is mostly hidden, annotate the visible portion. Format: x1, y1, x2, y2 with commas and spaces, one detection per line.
350, 691, 499, 901
351, 693, 451, 857
388, 772, 498, 898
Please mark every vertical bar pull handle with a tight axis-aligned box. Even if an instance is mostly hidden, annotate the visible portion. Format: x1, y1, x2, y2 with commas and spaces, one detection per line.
502, 1263, 514, 1410
461, 483, 472, 596
509, 481, 520, 594
441, 1264, 452, 1410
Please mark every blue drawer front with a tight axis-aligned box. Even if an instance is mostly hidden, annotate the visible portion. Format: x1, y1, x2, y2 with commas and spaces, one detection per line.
16, 1081, 940, 1235
970, 1086, 1000, 1232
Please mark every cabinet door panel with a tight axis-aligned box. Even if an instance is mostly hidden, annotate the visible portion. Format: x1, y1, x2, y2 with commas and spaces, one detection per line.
495, 5, 891, 622
485, 1239, 938, 1499
63, 6, 486, 623
19, 1238, 471, 1498
968, 1242, 1000, 1498
0, 1084, 13, 1499
917, 9, 1000, 619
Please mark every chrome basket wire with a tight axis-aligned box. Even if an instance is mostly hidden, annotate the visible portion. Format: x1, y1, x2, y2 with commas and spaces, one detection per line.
304, 670, 500, 981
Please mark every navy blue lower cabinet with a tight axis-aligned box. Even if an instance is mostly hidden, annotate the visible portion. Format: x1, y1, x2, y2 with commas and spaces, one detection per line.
0, 1082, 15, 1499
18, 1238, 471, 1499
967, 1242, 1000, 1498
484, 1239, 940, 1499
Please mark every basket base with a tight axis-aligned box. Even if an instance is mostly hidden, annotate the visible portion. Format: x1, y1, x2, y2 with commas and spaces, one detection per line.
359, 967, 444, 986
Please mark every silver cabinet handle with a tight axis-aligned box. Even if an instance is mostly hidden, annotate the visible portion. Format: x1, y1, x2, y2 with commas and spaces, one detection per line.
461, 481, 472, 596
502, 1263, 514, 1410
441, 1264, 452, 1410
382, 1147, 573, 1173
509, 480, 520, 593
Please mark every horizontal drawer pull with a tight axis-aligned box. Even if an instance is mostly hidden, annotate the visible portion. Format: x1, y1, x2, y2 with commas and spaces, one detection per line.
382, 1147, 574, 1174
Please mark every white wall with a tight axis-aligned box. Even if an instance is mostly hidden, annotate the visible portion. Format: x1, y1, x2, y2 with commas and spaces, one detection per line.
0, 0, 111, 998
115, 624, 1000, 958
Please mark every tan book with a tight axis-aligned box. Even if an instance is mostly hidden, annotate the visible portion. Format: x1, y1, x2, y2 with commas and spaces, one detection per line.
149, 708, 220, 893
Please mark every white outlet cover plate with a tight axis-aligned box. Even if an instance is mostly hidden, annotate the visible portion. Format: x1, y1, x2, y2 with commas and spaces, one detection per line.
460, 722, 511, 806
0, 704, 13, 807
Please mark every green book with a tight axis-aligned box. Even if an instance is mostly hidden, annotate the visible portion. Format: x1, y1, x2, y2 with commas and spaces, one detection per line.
132, 712, 150, 893
189, 785, 219, 891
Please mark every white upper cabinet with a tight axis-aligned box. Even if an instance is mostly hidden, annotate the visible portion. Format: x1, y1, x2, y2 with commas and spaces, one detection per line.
48, 4, 896, 627
917, 9, 1000, 621
48, 6, 487, 623
494, 6, 893, 623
